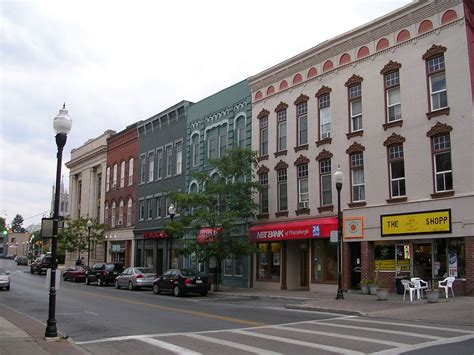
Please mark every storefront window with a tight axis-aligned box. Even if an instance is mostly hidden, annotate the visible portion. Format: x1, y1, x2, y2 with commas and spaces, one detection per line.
312, 239, 337, 283
224, 257, 244, 277
257, 243, 280, 281
374, 241, 410, 272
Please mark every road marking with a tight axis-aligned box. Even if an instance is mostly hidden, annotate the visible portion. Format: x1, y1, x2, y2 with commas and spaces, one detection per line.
138, 337, 202, 355
231, 329, 365, 354
310, 320, 444, 340
275, 325, 408, 347
336, 317, 474, 334
84, 311, 99, 316
71, 289, 266, 327
185, 333, 282, 355
264, 306, 348, 316
372, 334, 474, 354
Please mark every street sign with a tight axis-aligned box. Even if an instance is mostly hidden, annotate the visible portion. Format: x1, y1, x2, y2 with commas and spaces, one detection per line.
330, 230, 338, 243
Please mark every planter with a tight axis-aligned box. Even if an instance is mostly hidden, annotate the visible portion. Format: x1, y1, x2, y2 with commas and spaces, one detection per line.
369, 285, 378, 295
426, 289, 439, 303
361, 285, 370, 295
376, 288, 389, 301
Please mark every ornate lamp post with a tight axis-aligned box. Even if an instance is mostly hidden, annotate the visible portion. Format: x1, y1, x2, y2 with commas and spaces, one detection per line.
168, 204, 176, 270
334, 166, 345, 300
45, 103, 72, 339
87, 219, 93, 268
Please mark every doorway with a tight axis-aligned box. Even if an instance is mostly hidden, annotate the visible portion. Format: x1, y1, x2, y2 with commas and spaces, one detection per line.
299, 242, 309, 288
350, 243, 361, 289
413, 242, 432, 279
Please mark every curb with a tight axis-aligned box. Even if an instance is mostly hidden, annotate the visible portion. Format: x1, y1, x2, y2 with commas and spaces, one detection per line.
217, 292, 312, 301
285, 304, 367, 317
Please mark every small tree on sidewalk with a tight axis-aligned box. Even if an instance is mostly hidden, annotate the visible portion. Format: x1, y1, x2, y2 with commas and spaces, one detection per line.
167, 146, 263, 291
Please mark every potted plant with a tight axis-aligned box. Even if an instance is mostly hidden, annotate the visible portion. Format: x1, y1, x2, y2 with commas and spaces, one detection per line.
426, 281, 440, 303
376, 286, 389, 301
360, 279, 371, 295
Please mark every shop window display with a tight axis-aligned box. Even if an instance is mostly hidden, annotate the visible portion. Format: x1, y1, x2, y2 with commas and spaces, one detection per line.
257, 243, 280, 281
312, 239, 337, 283
374, 241, 410, 272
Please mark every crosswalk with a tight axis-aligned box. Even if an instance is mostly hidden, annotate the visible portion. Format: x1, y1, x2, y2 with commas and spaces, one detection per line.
76, 316, 474, 355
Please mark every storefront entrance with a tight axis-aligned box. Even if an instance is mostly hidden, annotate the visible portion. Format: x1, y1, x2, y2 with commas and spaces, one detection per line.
350, 243, 361, 289
413, 242, 432, 280
299, 244, 308, 288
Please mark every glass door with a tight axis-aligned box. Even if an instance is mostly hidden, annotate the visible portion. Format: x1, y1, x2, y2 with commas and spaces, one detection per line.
413, 242, 432, 280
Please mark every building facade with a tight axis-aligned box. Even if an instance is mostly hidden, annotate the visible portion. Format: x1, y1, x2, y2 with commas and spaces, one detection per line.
185, 80, 252, 288
134, 101, 192, 275
249, 0, 474, 295
104, 123, 139, 267
66, 130, 115, 265
50, 177, 69, 218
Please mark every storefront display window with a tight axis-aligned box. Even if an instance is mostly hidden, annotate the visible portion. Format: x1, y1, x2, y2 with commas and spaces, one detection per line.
374, 241, 410, 272
312, 239, 336, 283
257, 243, 280, 281
224, 257, 244, 277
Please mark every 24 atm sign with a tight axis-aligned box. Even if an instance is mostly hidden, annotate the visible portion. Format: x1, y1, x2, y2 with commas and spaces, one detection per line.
381, 209, 451, 237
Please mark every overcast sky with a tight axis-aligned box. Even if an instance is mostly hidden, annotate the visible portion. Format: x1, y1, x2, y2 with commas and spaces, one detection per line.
0, 0, 412, 227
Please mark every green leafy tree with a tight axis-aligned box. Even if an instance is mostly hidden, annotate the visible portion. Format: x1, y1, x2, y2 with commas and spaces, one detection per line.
11, 214, 25, 233
0, 217, 6, 235
60, 217, 107, 259
167, 146, 263, 291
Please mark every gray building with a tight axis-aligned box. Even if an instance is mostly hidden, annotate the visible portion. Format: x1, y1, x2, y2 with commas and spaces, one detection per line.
134, 101, 193, 275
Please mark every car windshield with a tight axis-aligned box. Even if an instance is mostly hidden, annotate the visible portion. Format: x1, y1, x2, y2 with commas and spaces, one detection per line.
0, 268, 7, 275
180, 269, 201, 277
105, 264, 116, 271
136, 268, 152, 274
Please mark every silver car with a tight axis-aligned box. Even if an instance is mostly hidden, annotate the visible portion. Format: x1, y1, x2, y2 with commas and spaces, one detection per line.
0, 267, 10, 291
114, 267, 156, 290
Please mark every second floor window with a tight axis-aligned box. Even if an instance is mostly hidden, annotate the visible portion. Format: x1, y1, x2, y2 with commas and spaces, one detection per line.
140, 156, 146, 183
433, 134, 453, 192
259, 173, 268, 214
350, 153, 365, 202
277, 110, 287, 151
176, 142, 183, 175
166, 146, 173, 177
113, 164, 118, 189
104, 203, 109, 226
427, 55, 448, 111
319, 94, 331, 140
320, 159, 332, 206
192, 135, 200, 167
106, 166, 110, 192
297, 164, 309, 209
208, 135, 217, 160
156, 196, 163, 218
297, 103, 308, 146
147, 198, 153, 220
157, 149, 163, 179
219, 131, 228, 157
111, 201, 116, 227
120, 161, 125, 188
128, 158, 133, 186
236, 118, 246, 148
385, 71, 402, 122
260, 116, 268, 156
127, 199, 132, 226
148, 152, 154, 182
139, 200, 145, 221
388, 144, 406, 198
277, 169, 288, 212
349, 84, 363, 132
118, 200, 124, 225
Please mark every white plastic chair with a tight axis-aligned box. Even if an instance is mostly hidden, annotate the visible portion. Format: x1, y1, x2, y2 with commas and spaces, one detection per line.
438, 276, 455, 298
401, 279, 417, 301
411, 278, 428, 299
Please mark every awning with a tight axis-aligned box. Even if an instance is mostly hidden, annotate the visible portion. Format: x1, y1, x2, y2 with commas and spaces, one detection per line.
196, 227, 223, 243
249, 217, 338, 242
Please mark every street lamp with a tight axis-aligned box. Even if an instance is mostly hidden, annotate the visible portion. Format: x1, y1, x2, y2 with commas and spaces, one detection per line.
46, 103, 72, 339
87, 219, 93, 268
168, 204, 176, 270
334, 165, 344, 300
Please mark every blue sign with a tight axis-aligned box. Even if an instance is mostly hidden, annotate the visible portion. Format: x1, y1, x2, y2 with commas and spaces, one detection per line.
312, 225, 320, 237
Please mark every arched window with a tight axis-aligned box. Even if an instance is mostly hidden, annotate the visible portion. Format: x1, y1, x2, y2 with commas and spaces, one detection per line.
106, 167, 110, 192
128, 158, 134, 185
113, 164, 118, 189
119, 200, 124, 225
120, 161, 125, 188
235, 116, 246, 148
111, 202, 116, 227
323, 60, 333, 72
127, 199, 132, 226
376, 38, 389, 51
192, 133, 200, 167
357, 46, 369, 59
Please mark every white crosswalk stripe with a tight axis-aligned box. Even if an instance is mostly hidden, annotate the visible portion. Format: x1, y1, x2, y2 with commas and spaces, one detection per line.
137, 337, 202, 355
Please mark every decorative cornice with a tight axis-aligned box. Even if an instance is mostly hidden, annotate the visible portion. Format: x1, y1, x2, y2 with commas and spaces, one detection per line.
380, 60, 402, 75
274, 160, 289, 170
316, 149, 333, 161
294, 94, 309, 106
315, 85, 332, 98
257, 165, 270, 175
422, 44, 447, 60
275, 102, 289, 113
346, 141, 365, 154
426, 121, 453, 137
344, 74, 364, 87
383, 133, 406, 146
257, 109, 270, 119
294, 155, 310, 166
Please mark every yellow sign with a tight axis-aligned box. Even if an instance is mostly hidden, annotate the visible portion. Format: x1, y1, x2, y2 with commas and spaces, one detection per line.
381, 209, 451, 236
375, 259, 410, 271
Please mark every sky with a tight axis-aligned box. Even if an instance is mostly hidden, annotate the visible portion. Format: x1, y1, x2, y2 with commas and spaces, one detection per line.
0, 0, 412, 227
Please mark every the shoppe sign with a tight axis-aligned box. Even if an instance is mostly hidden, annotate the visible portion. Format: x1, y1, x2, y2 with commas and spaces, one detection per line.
381, 209, 451, 237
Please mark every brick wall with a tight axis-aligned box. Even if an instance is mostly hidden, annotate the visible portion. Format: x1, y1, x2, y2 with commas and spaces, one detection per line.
465, 236, 474, 296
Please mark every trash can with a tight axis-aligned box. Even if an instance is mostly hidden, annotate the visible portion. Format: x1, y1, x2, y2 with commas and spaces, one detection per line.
395, 276, 407, 294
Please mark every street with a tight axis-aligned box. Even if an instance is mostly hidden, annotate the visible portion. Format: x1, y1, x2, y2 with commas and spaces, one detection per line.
1, 259, 473, 354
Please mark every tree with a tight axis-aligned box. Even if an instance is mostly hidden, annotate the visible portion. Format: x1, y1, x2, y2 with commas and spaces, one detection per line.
167, 146, 263, 291
59, 217, 107, 258
11, 214, 25, 233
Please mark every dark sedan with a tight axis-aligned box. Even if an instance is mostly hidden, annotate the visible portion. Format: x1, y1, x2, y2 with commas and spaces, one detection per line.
152, 269, 210, 297
63, 265, 88, 282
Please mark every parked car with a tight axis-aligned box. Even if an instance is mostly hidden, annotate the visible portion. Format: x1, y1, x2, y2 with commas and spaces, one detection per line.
63, 265, 88, 282
85, 263, 124, 286
0, 267, 10, 291
152, 269, 210, 297
16, 256, 28, 266
30, 255, 52, 275
114, 267, 156, 290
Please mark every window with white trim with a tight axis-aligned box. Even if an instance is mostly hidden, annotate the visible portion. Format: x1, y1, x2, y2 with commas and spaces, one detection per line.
208, 133, 217, 160
192, 135, 200, 167
349, 84, 363, 132
277, 169, 288, 212
218, 128, 228, 157
259, 173, 268, 214
113, 164, 118, 190
111, 201, 116, 227
165, 145, 173, 177
236, 117, 245, 148
260, 116, 268, 156
120, 161, 125, 188
156, 149, 163, 179
427, 55, 448, 111
156, 196, 163, 219
140, 155, 146, 184
350, 153, 365, 202
297, 164, 309, 209
118, 200, 124, 225
319, 95, 331, 140
175, 141, 183, 175
147, 198, 153, 220
297, 103, 308, 146
127, 198, 132, 226
106, 166, 110, 192
277, 110, 287, 151
385, 71, 401, 122
432, 134, 453, 192
148, 151, 154, 182
139, 200, 145, 221
104, 202, 109, 226
319, 159, 332, 206
224, 257, 244, 277
128, 158, 133, 186
388, 144, 406, 197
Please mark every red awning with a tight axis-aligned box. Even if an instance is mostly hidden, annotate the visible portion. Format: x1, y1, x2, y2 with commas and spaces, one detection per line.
196, 227, 223, 243
249, 218, 338, 242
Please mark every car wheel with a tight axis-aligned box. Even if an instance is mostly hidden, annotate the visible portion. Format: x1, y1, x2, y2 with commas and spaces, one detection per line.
152, 284, 160, 294
128, 281, 134, 291
86, 277, 90, 285
115, 280, 120, 289
173, 285, 181, 297
200, 291, 208, 296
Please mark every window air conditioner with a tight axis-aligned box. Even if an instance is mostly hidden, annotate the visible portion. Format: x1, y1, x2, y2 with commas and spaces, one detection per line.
299, 200, 309, 209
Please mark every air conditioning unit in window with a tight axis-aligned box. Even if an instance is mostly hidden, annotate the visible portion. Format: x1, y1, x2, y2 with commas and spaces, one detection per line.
299, 200, 309, 209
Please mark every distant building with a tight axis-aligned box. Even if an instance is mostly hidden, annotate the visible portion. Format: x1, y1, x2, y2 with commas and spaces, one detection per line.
50, 176, 69, 217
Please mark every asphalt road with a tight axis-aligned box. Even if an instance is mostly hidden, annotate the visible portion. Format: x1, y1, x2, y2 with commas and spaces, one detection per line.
1, 259, 473, 355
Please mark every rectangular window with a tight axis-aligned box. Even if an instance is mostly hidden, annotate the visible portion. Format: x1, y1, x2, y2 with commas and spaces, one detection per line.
320, 159, 332, 206
165, 145, 173, 177
148, 152, 154, 182
277, 110, 287, 151
433, 134, 453, 192
257, 243, 280, 281
113, 164, 118, 189
388, 145, 406, 197
147, 198, 153, 220
297, 164, 309, 209
259, 117, 268, 156
319, 95, 331, 139
156, 149, 163, 179
297, 103, 308, 146
106, 167, 110, 192
312, 239, 337, 283
259, 173, 269, 214
219, 132, 227, 157
385, 71, 401, 122
176, 142, 182, 175
277, 169, 288, 212
120, 162, 125, 188
427, 55, 448, 111
238, 126, 245, 147
224, 257, 243, 277
208, 135, 217, 159
139, 200, 145, 221
351, 153, 365, 202
192, 136, 200, 167
140, 156, 146, 184
127, 200, 132, 226
349, 84, 363, 132
128, 158, 133, 185
156, 196, 162, 218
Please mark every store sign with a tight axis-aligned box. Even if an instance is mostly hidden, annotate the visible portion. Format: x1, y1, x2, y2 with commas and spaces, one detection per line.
343, 216, 364, 239
144, 231, 167, 239
381, 209, 451, 237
